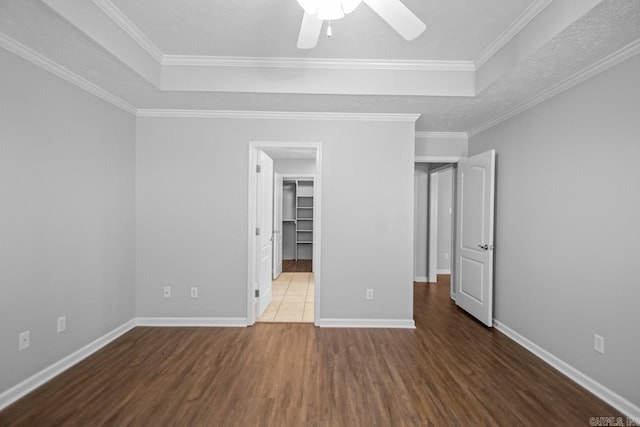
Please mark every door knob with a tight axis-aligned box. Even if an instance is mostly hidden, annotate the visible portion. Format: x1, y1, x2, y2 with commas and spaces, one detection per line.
478, 244, 488, 250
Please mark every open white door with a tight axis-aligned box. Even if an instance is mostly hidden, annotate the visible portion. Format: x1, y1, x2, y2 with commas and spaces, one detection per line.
273, 173, 283, 279
454, 150, 496, 327
256, 151, 274, 318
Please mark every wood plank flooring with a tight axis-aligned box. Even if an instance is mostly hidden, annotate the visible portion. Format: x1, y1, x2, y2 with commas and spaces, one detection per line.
282, 259, 312, 272
0, 282, 620, 426
436, 273, 450, 287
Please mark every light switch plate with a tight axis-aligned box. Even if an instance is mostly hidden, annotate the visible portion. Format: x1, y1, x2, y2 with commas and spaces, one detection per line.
594, 334, 604, 354
57, 316, 66, 333
19, 330, 30, 351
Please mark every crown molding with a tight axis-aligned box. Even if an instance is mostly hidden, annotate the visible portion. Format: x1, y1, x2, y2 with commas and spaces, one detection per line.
468, 37, 640, 137
474, 0, 552, 68
89, 0, 473, 72
414, 156, 463, 163
162, 55, 475, 72
415, 132, 468, 140
137, 109, 421, 122
53, 0, 476, 95
0, 32, 136, 115
92, 0, 163, 63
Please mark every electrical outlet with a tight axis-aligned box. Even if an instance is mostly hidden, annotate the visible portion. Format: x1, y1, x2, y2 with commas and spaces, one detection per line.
19, 330, 30, 351
444, 253, 449, 260
594, 334, 604, 354
366, 289, 374, 300
191, 287, 199, 299
57, 315, 66, 333
163, 286, 171, 298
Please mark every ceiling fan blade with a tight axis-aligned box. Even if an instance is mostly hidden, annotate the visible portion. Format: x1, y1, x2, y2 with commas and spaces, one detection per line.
297, 12, 323, 49
363, 0, 426, 41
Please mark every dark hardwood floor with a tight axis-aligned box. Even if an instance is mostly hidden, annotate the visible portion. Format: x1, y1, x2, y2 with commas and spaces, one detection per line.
436, 273, 451, 287
0, 281, 619, 426
414, 274, 450, 288
282, 259, 312, 272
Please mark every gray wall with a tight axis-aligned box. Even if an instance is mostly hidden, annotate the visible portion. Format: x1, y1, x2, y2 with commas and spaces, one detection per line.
415, 136, 467, 158
136, 118, 415, 321
273, 158, 316, 175
0, 49, 136, 394
470, 53, 640, 406
436, 168, 453, 272
414, 164, 429, 281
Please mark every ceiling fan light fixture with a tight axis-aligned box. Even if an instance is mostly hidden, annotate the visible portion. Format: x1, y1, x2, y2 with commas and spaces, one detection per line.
296, 0, 362, 20
317, 2, 344, 21
341, 0, 362, 14
296, 0, 318, 15
296, 0, 425, 49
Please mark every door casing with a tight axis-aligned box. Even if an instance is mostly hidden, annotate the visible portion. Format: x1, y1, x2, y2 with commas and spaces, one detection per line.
415, 157, 462, 299
273, 172, 284, 279
247, 141, 322, 326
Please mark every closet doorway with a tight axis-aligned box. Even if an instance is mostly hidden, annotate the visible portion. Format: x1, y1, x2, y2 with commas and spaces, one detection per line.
247, 142, 321, 326
280, 176, 314, 273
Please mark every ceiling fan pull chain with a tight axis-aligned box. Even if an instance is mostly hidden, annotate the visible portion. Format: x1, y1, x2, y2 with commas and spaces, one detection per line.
327, 20, 333, 38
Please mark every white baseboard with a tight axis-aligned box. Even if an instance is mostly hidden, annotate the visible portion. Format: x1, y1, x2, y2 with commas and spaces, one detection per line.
494, 320, 640, 418
414, 276, 428, 282
0, 319, 136, 412
135, 317, 248, 327
437, 269, 451, 275
318, 318, 416, 329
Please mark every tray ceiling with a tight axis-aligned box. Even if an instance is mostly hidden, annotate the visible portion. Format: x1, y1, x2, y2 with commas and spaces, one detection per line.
1, 0, 639, 132
109, 0, 534, 60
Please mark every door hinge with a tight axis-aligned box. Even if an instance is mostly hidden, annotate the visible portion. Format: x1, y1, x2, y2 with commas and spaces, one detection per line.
256, 164, 261, 173
255, 289, 260, 297
255, 227, 260, 236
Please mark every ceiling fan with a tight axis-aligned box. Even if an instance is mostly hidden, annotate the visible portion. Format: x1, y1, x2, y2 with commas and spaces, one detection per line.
296, 0, 426, 49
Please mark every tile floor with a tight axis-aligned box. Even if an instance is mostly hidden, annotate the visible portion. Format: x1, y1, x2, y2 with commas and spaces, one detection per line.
257, 272, 314, 323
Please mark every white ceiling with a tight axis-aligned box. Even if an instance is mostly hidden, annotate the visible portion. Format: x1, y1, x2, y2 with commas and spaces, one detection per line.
109, 0, 534, 60
1, 0, 639, 132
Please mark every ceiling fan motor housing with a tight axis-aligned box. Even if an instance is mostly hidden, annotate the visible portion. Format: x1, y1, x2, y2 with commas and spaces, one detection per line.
296, 0, 362, 20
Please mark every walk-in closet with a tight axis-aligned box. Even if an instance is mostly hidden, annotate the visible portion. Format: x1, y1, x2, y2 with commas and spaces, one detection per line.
282, 178, 314, 266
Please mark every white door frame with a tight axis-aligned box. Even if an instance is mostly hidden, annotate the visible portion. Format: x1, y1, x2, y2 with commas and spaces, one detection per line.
429, 164, 456, 283
273, 172, 284, 279
415, 157, 461, 299
428, 170, 439, 284
449, 164, 458, 301
248, 142, 322, 326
